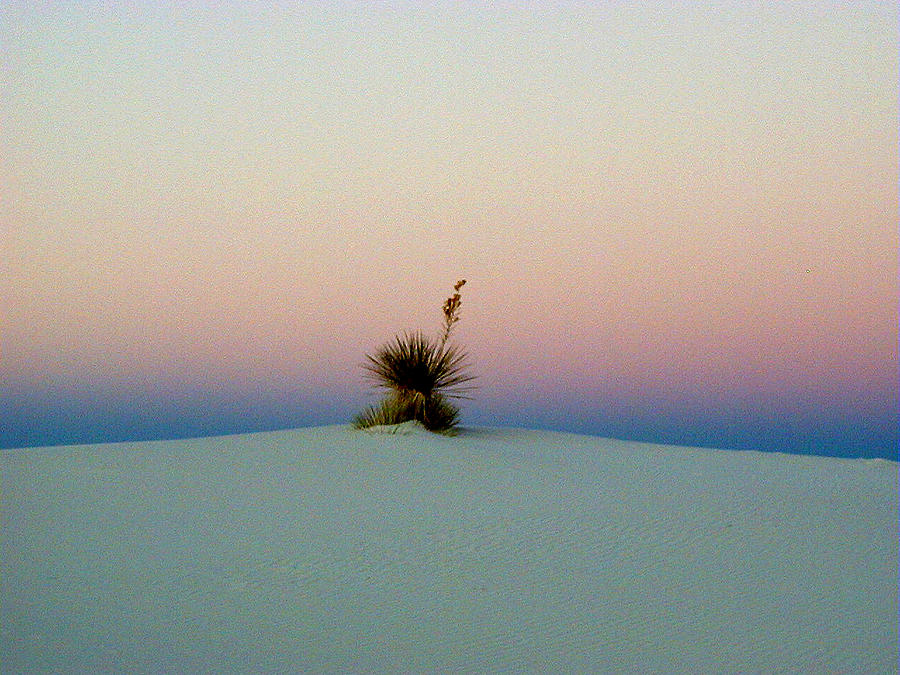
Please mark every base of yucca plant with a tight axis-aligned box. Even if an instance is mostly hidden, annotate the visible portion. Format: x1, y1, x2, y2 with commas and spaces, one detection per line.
352, 391, 461, 435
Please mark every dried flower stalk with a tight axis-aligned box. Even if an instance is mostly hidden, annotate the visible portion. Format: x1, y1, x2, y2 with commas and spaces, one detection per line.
439, 279, 466, 348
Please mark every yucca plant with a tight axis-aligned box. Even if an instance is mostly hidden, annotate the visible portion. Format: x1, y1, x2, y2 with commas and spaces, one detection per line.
354, 280, 474, 434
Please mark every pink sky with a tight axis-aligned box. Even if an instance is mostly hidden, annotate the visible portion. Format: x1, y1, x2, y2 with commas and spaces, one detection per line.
2, 2, 897, 455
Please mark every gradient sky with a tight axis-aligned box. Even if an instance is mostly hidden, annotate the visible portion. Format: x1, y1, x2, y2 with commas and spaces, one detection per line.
2, 2, 897, 458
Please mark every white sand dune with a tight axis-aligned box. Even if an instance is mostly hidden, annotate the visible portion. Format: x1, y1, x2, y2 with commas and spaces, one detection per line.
2, 423, 897, 673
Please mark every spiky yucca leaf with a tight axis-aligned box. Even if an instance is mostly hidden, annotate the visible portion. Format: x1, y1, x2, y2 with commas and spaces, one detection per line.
362, 332, 474, 401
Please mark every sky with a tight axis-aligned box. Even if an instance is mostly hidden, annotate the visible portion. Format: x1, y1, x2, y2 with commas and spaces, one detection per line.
2, 2, 897, 459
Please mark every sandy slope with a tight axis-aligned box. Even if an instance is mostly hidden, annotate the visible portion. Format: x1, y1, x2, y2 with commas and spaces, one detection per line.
2, 424, 897, 673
